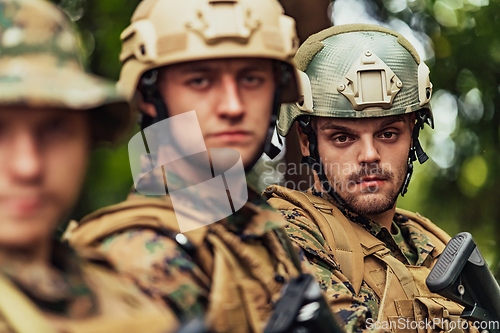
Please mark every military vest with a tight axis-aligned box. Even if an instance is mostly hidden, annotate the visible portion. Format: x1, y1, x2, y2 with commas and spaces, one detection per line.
63, 194, 301, 333
266, 185, 478, 333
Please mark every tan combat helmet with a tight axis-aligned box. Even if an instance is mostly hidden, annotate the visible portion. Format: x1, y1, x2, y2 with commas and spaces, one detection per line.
118, 0, 300, 103
279, 24, 434, 196
0, 0, 131, 144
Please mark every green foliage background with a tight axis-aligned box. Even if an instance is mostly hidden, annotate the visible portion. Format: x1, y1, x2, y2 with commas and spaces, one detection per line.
52, 0, 500, 276
48, 0, 141, 226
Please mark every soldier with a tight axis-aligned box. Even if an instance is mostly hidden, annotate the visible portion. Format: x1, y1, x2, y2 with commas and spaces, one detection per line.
0, 0, 177, 332
64, 0, 310, 332
265, 24, 478, 333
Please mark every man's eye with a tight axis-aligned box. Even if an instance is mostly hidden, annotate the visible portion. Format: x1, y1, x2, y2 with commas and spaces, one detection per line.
241, 75, 263, 87
44, 118, 65, 132
334, 135, 349, 143
188, 77, 209, 88
382, 132, 396, 139
39, 117, 75, 141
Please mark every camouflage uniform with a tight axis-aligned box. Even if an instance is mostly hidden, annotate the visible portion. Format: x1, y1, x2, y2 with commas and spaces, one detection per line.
65, 172, 306, 331
0, 243, 176, 333
0, 0, 175, 332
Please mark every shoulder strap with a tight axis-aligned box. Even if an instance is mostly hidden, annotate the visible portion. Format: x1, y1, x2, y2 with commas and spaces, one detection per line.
299, 191, 365, 294
266, 185, 364, 294
396, 208, 450, 256
266, 186, 338, 263
63, 197, 183, 249
0, 274, 56, 333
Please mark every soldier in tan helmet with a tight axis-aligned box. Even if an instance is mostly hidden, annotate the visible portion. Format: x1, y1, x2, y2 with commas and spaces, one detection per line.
63, 0, 320, 332
0, 0, 178, 332
265, 24, 479, 333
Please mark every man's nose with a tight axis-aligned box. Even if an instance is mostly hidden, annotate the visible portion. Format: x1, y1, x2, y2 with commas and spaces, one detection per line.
215, 75, 245, 118
9, 133, 42, 184
358, 136, 381, 165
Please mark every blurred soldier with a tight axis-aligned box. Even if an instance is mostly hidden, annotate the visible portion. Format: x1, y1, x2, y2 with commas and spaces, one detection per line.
265, 24, 478, 333
64, 0, 310, 332
0, 0, 177, 331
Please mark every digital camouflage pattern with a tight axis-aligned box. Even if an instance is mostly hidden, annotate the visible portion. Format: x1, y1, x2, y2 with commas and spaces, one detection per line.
66, 180, 307, 332
267, 186, 458, 333
0, 242, 98, 321
0, 241, 176, 333
0, 0, 131, 143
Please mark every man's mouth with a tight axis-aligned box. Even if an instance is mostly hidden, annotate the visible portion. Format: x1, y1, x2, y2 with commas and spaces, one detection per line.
207, 130, 252, 142
1, 196, 44, 217
357, 176, 388, 187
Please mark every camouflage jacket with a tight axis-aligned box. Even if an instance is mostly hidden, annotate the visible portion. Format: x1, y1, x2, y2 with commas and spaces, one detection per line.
265, 185, 472, 333
65, 185, 305, 333
0, 242, 174, 333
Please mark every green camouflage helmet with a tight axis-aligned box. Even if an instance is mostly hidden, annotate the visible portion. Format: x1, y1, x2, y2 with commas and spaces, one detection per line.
0, 0, 131, 143
278, 23, 433, 136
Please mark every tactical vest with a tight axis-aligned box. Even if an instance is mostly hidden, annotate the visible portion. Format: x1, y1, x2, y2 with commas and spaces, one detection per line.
0, 261, 175, 333
266, 185, 478, 333
63, 195, 301, 333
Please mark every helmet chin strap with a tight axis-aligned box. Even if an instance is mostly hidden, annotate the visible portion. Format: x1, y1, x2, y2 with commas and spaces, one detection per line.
139, 69, 169, 130
298, 118, 346, 206
400, 110, 430, 197
263, 90, 283, 160
264, 62, 293, 160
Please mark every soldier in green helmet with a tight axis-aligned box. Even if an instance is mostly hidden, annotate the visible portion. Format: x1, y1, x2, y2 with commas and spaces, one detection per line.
0, 0, 177, 331
265, 24, 479, 333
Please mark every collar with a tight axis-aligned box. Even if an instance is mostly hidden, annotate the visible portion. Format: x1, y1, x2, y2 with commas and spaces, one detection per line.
0, 241, 96, 316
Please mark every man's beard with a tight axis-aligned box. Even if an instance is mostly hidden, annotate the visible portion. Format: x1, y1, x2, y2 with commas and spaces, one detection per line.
326, 163, 407, 216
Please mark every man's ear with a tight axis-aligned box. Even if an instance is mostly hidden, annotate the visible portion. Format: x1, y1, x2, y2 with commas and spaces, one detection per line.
137, 91, 157, 118
296, 121, 310, 157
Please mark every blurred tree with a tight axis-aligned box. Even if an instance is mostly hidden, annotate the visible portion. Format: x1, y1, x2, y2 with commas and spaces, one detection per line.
332, 0, 500, 276
49, 0, 140, 228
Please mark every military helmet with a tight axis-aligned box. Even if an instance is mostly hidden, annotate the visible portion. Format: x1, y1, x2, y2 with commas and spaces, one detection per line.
0, 0, 131, 144
278, 23, 433, 136
117, 0, 300, 103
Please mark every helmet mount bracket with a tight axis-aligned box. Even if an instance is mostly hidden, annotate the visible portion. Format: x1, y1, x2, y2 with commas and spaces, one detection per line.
338, 50, 402, 111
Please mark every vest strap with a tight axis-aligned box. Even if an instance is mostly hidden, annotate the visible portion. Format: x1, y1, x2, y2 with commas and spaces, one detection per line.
299, 191, 364, 295
0, 274, 56, 333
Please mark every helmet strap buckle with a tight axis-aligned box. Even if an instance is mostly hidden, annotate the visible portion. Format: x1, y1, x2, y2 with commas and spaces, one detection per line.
400, 110, 430, 196
263, 62, 293, 160
139, 69, 169, 130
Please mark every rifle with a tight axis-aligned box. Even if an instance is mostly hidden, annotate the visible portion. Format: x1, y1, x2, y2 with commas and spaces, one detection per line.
426, 232, 500, 332
264, 273, 344, 333
176, 274, 343, 333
